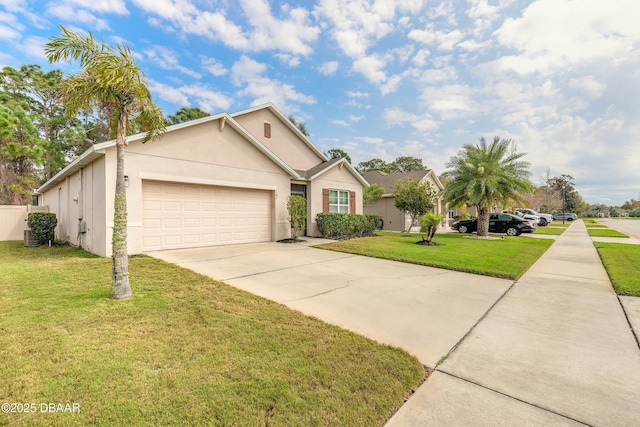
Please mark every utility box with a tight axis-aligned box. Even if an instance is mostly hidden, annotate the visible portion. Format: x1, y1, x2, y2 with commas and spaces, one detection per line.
23, 229, 39, 247
78, 221, 87, 234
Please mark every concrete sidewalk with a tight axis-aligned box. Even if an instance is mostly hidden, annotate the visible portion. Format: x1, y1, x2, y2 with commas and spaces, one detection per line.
388, 220, 640, 426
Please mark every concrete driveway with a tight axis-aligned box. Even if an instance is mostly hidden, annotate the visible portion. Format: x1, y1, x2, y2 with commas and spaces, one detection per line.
148, 239, 513, 368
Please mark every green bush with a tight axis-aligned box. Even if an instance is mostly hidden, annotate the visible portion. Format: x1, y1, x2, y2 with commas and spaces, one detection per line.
27, 212, 57, 244
287, 195, 307, 241
316, 213, 379, 239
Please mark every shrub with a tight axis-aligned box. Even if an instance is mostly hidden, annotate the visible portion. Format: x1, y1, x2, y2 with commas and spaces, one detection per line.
27, 212, 57, 244
287, 195, 307, 241
420, 212, 444, 243
316, 213, 379, 239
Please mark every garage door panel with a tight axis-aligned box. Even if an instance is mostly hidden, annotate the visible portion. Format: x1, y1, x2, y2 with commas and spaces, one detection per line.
142, 181, 271, 251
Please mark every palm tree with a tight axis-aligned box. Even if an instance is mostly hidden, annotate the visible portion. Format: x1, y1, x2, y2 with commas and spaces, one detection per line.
443, 136, 532, 238
46, 26, 165, 299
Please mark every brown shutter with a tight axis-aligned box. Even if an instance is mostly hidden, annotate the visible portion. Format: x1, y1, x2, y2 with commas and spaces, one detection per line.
264, 122, 271, 138
350, 191, 356, 214
323, 189, 329, 212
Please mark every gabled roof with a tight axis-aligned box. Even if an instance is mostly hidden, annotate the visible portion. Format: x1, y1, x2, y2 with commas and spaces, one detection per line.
295, 157, 369, 186
36, 112, 303, 193
230, 103, 329, 162
362, 169, 444, 194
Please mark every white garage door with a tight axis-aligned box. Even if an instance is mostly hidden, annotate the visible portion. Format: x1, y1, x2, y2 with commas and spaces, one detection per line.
142, 181, 271, 251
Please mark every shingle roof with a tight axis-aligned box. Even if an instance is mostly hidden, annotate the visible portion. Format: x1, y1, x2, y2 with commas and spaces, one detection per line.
295, 157, 343, 179
361, 170, 433, 193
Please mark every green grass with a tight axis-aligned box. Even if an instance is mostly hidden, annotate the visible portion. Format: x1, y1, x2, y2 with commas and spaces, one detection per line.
533, 227, 565, 235
595, 242, 640, 296
587, 228, 629, 238
318, 232, 553, 280
0, 242, 424, 426
547, 221, 571, 227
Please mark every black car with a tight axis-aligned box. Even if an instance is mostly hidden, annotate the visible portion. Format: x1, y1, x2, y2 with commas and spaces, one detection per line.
451, 213, 537, 236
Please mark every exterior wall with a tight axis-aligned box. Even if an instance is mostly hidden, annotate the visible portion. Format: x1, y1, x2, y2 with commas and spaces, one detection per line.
364, 197, 406, 231
40, 159, 108, 255
307, 164, 364, 236
83, 159, 107, 256
100, 119, 292, 256
233, 109, 323, 171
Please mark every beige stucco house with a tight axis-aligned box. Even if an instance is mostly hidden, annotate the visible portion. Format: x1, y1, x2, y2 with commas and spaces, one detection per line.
362, 170, 448, 232
35, 103, 367, 257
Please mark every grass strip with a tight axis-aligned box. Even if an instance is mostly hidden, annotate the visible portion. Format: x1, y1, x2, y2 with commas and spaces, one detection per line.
595, 242, 640, 296
587, 228, 629, 238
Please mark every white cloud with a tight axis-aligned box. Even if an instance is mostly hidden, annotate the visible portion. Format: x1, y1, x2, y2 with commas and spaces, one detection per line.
494, 0, 640, 74
331, 119, 349, 127
315, 0, 396, 58
201, 57, 228, 77
409, 27, 464, 50
143, 45, 202, 79
346, 91, 369, 98
274, 53, 301, 68
352, 54, 387, 84
46, 4, 111, 30
133, 0, 319, 55
317, 61, 339, 75
568, 76, 607, 99
0, 20, 21, 40
0, 0, 27, 12
230, 55, 315, 112
421, 84, 474, 119
148, 79, 233, 112
382, 107, 439, 132
59, 0, 128, 14
20, 36, 49, 61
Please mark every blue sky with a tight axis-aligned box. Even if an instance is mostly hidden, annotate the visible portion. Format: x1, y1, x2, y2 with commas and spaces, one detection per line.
1, 0, 639, 206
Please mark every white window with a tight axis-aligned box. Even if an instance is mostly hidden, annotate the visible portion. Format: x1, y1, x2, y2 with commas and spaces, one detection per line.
329, 189, 349, 213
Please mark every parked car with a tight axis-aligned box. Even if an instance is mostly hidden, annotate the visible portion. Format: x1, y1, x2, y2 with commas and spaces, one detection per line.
516, 209, 553, 226
552, 212, 578, 221
517, 213, 541, 225
451, 213, 537, 236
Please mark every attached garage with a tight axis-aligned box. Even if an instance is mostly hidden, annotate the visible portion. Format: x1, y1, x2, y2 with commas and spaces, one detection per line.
141, 181, 272, 251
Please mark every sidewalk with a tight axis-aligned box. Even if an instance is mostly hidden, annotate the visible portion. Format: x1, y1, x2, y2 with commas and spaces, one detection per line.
388, 220, 640, 426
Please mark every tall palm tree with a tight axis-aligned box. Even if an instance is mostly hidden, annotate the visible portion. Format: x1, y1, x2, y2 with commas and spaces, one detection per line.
443, 136, 532, 238
46, 26, 165, 299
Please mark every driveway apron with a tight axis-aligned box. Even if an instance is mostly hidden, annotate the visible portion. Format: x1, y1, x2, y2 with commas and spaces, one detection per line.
148, 240, 512, 368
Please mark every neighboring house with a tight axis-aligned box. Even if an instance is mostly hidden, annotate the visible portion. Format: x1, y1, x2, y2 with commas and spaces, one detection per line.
362, 170, 447, 232
35, 103, 367, 256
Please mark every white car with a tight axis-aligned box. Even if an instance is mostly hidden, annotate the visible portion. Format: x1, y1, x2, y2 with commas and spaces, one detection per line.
517, 209, 553, 226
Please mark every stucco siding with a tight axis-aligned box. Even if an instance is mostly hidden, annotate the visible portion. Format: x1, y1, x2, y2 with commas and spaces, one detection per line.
101, 119, 291, 256
307, 164, 364, 236
233, 109, 322, 170
365, 197, 406, 231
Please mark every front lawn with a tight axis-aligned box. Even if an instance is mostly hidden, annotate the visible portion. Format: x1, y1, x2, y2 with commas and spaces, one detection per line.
0, 242, 424, 426
595, 242, 640, 296
318, 232, 553, 280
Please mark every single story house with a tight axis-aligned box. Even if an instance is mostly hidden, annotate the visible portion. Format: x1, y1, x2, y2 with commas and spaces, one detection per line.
362, 169, 448, 232
35, 103, 367, 256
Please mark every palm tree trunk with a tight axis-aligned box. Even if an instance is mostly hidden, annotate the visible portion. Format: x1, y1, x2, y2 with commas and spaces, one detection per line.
111, 114, 132, 299
477, 205, 490, 238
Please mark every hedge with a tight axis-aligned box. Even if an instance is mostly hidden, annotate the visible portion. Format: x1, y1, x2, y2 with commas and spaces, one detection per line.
316, 213, 380, 239
27, 212, 57, 244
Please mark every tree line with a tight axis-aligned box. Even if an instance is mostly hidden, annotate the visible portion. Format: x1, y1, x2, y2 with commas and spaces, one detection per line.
0, 63, 210, 205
